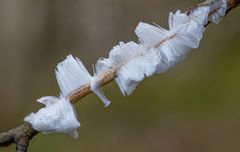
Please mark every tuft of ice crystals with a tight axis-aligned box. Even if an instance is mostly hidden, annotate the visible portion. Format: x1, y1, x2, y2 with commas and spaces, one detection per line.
24, 97, 80, 138
95, 6, 211, 95
91, 75, 111, 107
24, 1, 229, 136
56, 55, 92, 97
203, 0, 228, 24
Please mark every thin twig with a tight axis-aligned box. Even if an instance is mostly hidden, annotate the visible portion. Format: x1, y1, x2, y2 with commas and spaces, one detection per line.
0, 0, 239, 151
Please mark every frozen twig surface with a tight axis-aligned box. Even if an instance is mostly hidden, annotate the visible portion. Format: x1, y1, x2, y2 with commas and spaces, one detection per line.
0, 0, 239, 151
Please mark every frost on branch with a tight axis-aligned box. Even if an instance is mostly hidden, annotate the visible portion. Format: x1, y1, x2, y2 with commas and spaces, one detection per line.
56, 55, 92, 97
91, 75, 111, 107
22, 0, 229, 138
24, 97, 80, 138
95, 7, 210, 96
199, 0, 228, 24
56, 55, 111, 107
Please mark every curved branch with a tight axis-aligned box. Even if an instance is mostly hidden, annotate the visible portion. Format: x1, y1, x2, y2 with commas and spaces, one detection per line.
0, 122, 38, 152
0, 0, 239, 151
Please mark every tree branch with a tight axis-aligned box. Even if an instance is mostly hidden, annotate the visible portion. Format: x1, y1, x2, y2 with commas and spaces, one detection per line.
0, 122, 38, 152
0, 0, 239, 151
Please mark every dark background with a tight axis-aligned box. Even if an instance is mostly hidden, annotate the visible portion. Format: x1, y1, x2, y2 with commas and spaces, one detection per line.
0, 0, 240, 151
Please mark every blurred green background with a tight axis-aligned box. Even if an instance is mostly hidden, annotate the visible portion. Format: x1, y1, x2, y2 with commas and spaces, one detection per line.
0, 0, 240, 151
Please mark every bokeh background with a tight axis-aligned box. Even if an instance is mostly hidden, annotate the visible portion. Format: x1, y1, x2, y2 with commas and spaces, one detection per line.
0, 0, 240, 151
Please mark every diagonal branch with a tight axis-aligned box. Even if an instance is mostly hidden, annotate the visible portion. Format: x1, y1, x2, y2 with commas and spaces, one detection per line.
0, 0, 239, 151
0, 122, 38, 152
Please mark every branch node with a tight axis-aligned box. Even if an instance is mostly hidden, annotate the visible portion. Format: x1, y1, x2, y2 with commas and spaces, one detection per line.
0, 122, 38, 152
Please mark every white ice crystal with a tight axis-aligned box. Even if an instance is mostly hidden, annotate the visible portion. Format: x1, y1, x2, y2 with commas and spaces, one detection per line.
24, 1, 229, 136
24, 97, 80, 138
95, 7, 211, 95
